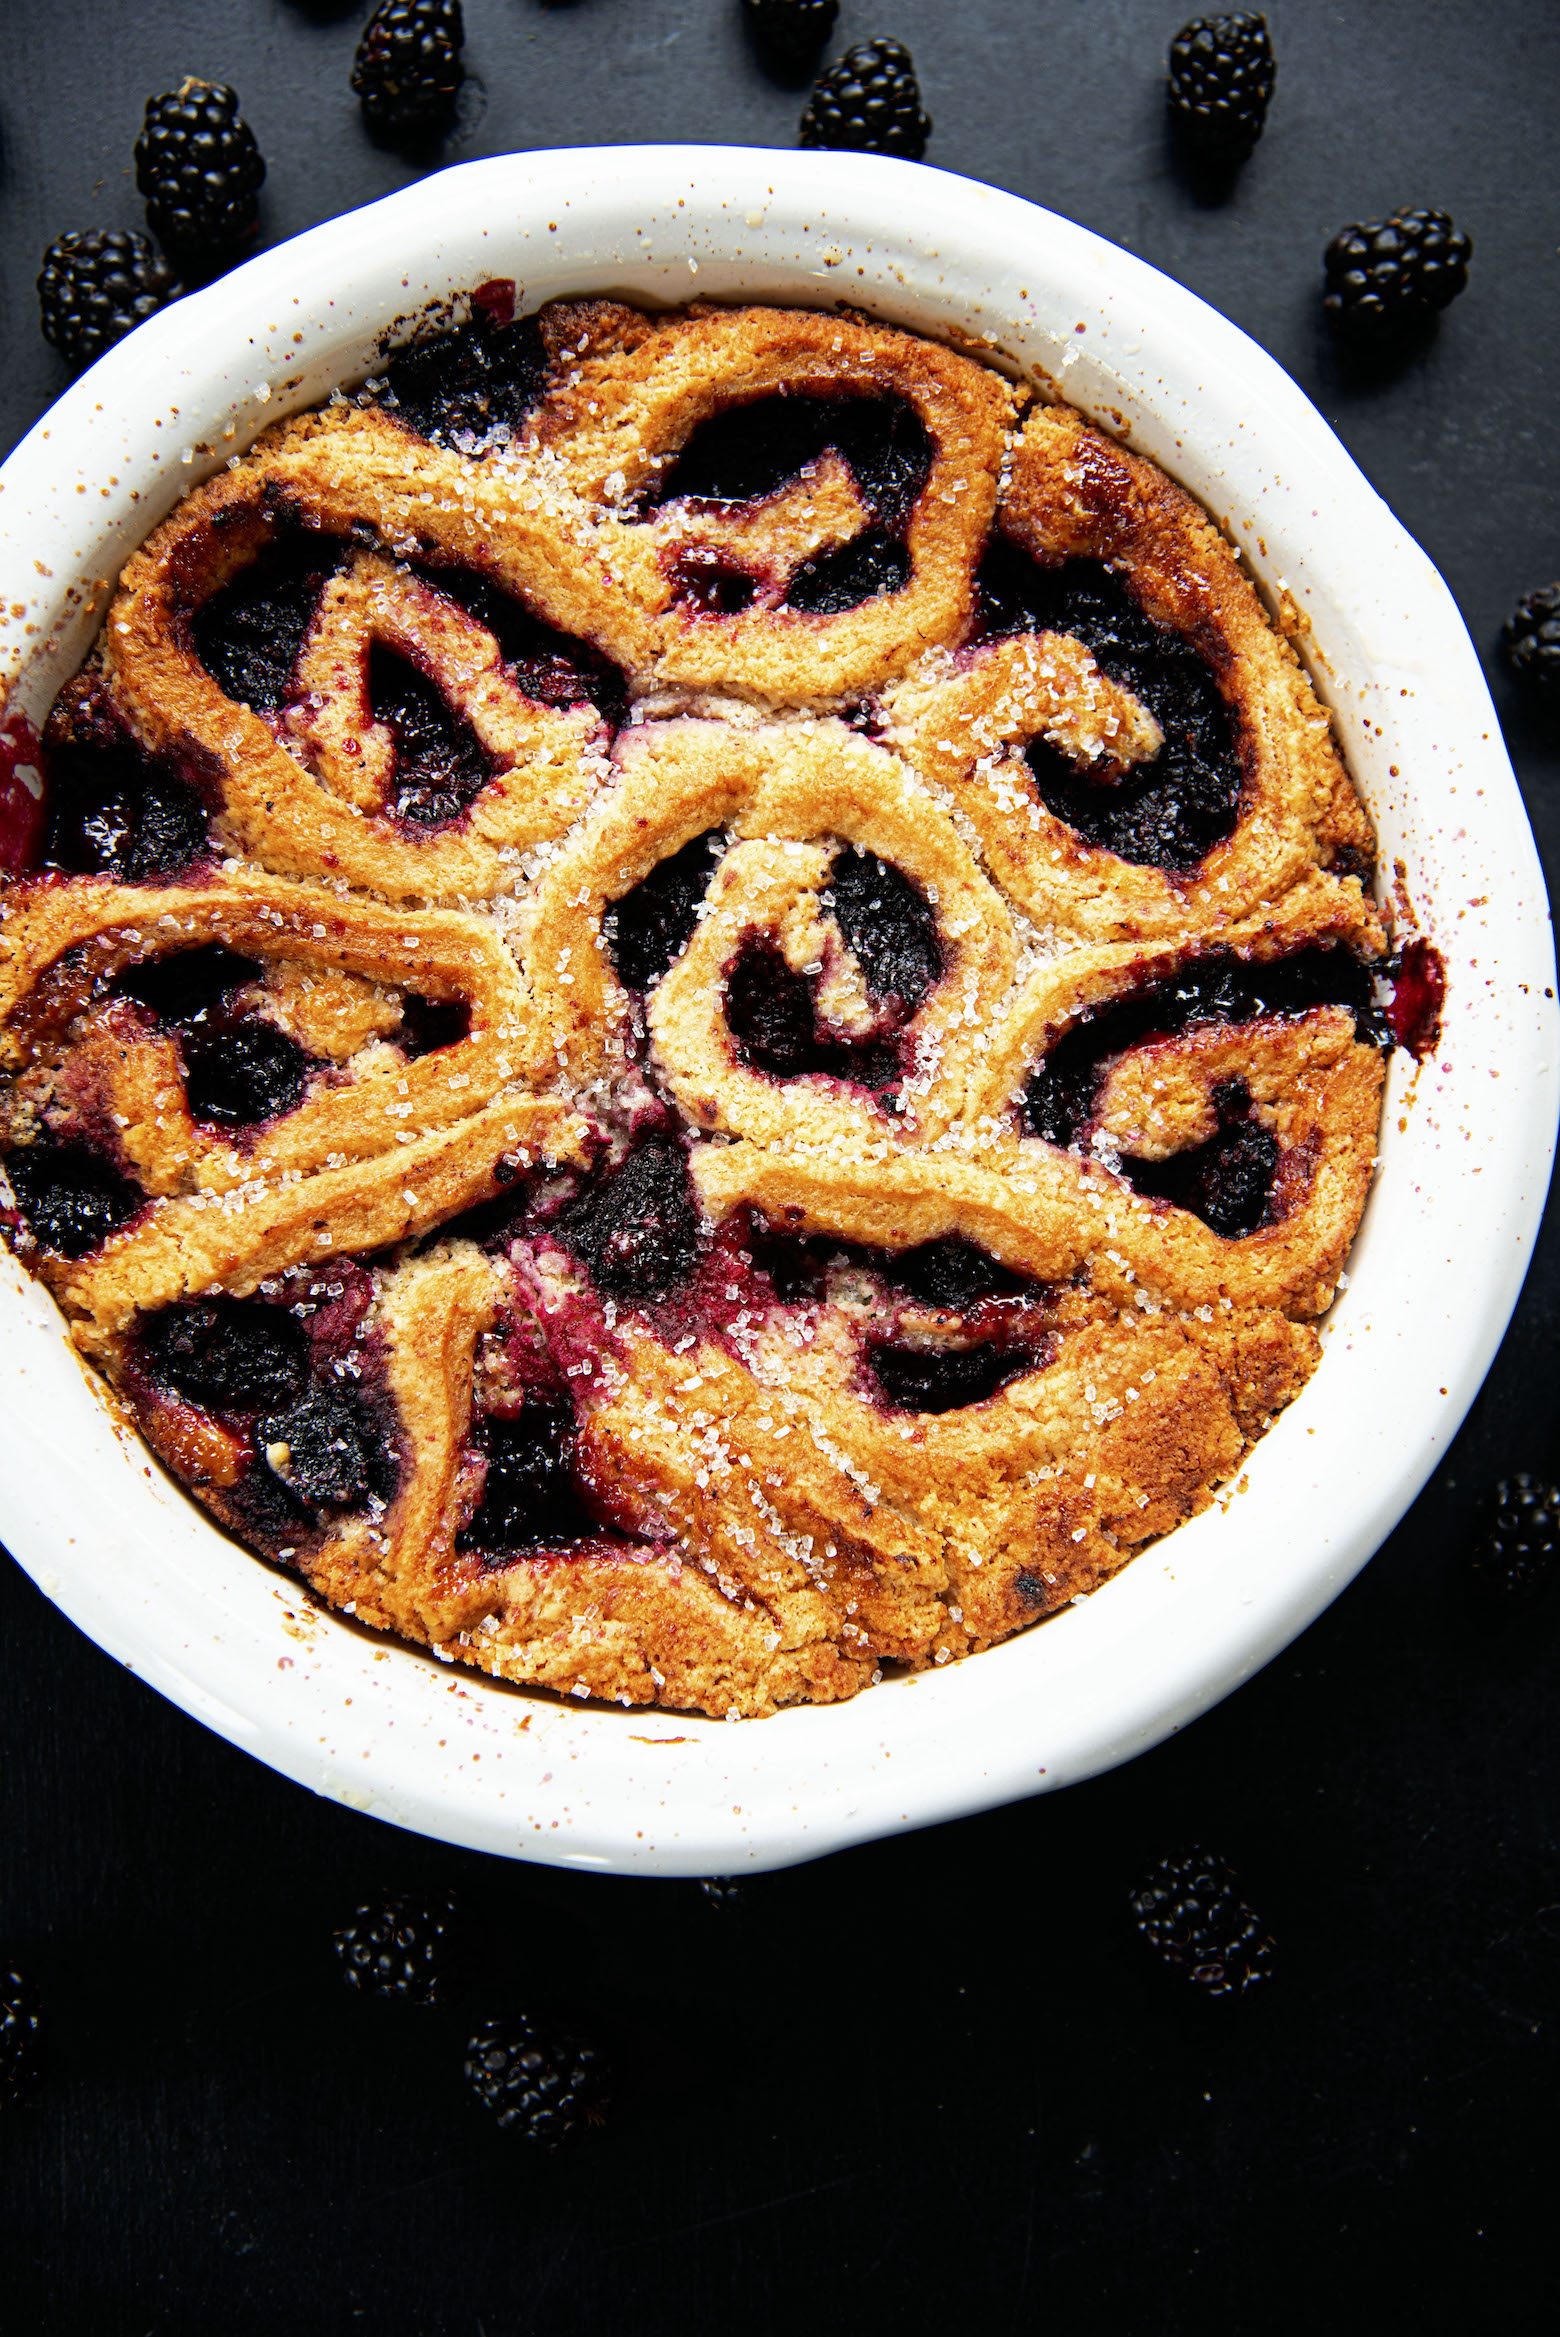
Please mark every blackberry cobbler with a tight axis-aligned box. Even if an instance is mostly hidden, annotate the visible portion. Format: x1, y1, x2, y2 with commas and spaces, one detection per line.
0, 293, 1394, 1716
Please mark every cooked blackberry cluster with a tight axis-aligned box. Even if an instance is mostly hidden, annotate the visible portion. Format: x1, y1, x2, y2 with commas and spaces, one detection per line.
1323, 208, 1473, 338
1167, 13, 1276, 160
743, 0, 838, 73
37, 229, 183, 372
1502, 585, 1560, 702
799, 37, 931, 159
464, 2015, 610, 2145
352, 0, 466, 137
333, 1893, 455, 2003
1, 1963, 43, 2102
134, 79, 266, 266
1130, 1848, 1275, 1995
1471, 1474, 1560, 1603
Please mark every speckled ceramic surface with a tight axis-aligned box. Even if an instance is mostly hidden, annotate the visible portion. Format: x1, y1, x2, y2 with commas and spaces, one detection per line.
0, 146, 1552, 1874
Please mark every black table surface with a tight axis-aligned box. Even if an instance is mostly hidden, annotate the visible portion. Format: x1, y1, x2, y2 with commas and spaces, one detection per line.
3, 5, 1558, 2330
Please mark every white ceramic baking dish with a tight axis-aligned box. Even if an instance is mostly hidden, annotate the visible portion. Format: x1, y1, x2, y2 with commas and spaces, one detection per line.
0, 146, 1552, 1874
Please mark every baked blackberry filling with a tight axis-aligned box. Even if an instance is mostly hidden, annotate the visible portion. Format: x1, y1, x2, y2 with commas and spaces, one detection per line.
192, 527, 347, 712
259, 1381, 376, 1507
974, 539, 1242, 870
116, 943, 261, 1024
653, 392, 930, 613
5, 1141, 144, 1257
419, 563, 628, 727
652, 392, 933, 532
40, 717, 210, 882
868, 1336, 1041, 1413
722, 853, 937, 1095
378, 310, 549, 450
666, 548, 759, 618
140, 1292, 391, 1520
559, 1138, 703, 1306
116, 944, 319, 1131
607, 829, 726, 994
458, 1400, 600, 1554
750, 1224, 1030, 1311
1387, 936, 1446, 1057
368, 643, 495, 826
1121, 1078, 1282, 1239
181, 1021, 313, 1127
785, 529, 911, 614
142, 1296, 309, 1412
725, 934, 903, 1099
1024, 945, 1386, 1150
828, 849, 942, 1017
396, 993, 471, 1058
890, 1236, 1029, 1310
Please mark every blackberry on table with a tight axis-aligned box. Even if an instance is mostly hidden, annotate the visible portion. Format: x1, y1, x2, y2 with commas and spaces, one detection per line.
1502, 585, 1560, 702
135, 79, 265, 266
352, 0, 465, 138
333, 1893, 455, 2004
743, 0, 839, 74
464, 2015, 610, 2145
1130, 1848, 1274, 1996
1167, 14, 1275, 161
799, 38, 931, 160
1, 1963, 43, 2103
1471, 1474, 1560, 1603
698, 1877, 749, 1912
1323, 208, 1473, 339
37, 229, 183, 372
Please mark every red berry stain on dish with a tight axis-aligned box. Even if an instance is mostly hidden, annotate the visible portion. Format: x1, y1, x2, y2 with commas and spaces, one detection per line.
470, 277, 517, 328
0, 715, 47, 875
1387, 937, 1445, 1057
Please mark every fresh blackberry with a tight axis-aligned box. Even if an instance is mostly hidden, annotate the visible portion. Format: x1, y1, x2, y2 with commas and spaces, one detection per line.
352, 0, 465, 138
333, 1892, 455, 2004
37, 229, 183, 372
698, 1877, 749, 1912
464, 2015, 610, 2145
1471, 1474, 1560, 1603
1502, 585, 1560, 702
799, 38, 931, 160
1167, 15, 1275, 161
743, 0, 839, 73
1, 1963, 43, 2103
1323, 208, 1473, 339
1130, 1848, 1274, 1996
134, 80, 265, 265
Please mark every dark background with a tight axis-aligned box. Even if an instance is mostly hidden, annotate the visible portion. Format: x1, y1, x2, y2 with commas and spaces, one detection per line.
3, 4, 1558, 2330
